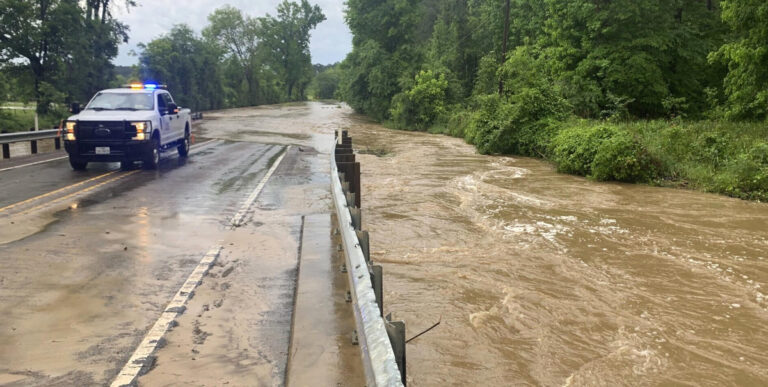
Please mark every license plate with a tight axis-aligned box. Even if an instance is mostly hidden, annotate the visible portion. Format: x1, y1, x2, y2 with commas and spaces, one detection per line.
95, 147, 110, 155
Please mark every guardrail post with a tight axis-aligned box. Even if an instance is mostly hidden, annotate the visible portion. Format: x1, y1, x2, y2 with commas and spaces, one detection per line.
335, 153, 355, 163
30, 139, 38, 154
346, 192, 357, 208
54, 136, 61, 150
356, 230, 370, 262
370, 265, 383, 316
349, 207, 362, 230
385, 314, 407, 386
2, 143, 9, 159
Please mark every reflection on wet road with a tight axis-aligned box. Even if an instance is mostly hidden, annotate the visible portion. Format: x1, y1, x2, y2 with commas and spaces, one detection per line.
345, 116, 768, 386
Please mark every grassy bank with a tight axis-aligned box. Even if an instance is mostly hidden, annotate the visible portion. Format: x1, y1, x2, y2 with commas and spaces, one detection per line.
0, 105, 67, 133
425, 108, 768, 201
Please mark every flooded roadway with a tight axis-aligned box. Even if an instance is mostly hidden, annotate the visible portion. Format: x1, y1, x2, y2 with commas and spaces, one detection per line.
0, 102, 359, 386
343, 115, 768, 385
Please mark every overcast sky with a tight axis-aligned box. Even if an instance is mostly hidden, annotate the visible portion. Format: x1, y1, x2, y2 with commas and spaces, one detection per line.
112, 0, 351, 66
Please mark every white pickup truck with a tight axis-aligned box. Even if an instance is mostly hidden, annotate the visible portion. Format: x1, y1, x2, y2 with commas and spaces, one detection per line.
63, 84, 192, 170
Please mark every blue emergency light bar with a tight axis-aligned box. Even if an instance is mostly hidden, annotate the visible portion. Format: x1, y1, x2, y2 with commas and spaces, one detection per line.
123, 83, 167, 90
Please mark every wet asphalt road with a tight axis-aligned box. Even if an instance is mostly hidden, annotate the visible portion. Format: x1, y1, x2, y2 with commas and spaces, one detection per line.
0, 102, 356, 386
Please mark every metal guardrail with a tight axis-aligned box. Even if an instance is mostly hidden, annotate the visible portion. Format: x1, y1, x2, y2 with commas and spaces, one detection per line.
0, 129, 59, 144
0, 129, 61, 159
332, 131, 406, 386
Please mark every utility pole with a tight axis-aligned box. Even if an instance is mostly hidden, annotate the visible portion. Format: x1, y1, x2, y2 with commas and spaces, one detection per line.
498, 0, 511, 96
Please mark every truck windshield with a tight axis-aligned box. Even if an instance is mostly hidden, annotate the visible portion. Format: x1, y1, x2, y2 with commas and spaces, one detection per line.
86, 92, 154, 111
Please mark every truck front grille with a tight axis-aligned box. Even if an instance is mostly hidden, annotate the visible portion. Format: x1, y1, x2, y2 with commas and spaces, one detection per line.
76, 121, 130, 141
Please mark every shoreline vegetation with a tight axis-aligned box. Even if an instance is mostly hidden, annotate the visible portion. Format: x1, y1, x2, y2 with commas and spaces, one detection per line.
331, 0, 768, 202
428, 113, 768, 201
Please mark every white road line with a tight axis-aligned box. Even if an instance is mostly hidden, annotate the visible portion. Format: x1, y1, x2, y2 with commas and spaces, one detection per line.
230, 146, 290, 227
0, 156, 68, 172
111, 246, 223, 387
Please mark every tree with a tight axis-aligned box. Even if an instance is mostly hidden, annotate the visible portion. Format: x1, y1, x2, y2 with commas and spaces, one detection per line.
340, 0, 420, 119
711, 0, 768, 120
139, 25, 224, 111
0, 0, 131, 112
259, 0, 326, 100
311, 64, 341, 99
203, 6, 263, 105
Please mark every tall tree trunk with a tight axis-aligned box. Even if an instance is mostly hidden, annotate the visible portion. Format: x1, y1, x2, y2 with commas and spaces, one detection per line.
498, 0, 511, 96
101, 0, 109, 23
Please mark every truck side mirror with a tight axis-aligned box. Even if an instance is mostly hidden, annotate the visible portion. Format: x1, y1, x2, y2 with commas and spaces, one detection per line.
70, 102, 81, 114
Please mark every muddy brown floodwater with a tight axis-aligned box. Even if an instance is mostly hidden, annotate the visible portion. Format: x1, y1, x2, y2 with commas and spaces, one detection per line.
340, 112, 768, 386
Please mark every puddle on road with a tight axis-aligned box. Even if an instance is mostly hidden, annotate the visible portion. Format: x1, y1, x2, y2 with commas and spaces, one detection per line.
341, 111, 768, 386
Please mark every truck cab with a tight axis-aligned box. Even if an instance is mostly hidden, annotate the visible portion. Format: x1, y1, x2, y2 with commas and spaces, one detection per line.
63, 84, 192, 170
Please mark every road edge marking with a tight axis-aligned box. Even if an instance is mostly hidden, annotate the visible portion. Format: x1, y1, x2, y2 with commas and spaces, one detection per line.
230, 146, 290, 227
110, 245, 223, 387
0, 156, 68, 173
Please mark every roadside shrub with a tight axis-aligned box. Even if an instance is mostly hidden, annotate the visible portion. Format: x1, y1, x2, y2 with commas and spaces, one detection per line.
715, 142, 768, 200
464, 94, 512, 154
466, 85, 569, 156
390, 70, 449, 130
551, 124, 620, 176
430, 108, 472, 138
591, 130, 658, 182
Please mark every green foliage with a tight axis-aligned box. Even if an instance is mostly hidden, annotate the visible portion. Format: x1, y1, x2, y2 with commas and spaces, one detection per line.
310, 65, 341, 99
0, 0, 131, 113
139, 25, 225, 111
338, 40, 403, 120
552, 124, 620, 176
710, 0, 768, 120
259, 0, 326, 100
337, 0, 768, 200
390, 70, 449, 130
591, 131, 657, 182
465, 48, 570, 156
339, 0, 421, 119
141, 2, 325, 110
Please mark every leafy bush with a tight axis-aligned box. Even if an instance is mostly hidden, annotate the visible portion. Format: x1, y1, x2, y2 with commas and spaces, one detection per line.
591, 130, 658, 182
551, 124, 619, 176
429, 108, 472, 138
466, 47, 570, 156
390, 70, 450, 130
715, 142, 768, 200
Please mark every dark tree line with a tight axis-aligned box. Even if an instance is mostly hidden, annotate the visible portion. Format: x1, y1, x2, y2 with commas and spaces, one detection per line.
339, 0, 768, 124
0, 0, 326, 117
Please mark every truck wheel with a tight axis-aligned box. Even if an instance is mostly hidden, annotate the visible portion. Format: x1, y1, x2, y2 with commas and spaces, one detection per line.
144, 136, 160, 170
178, 130, 190, 157
69, 156, 87, 171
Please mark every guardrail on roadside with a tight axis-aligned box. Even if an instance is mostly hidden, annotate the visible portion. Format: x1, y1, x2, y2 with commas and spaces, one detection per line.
332, 130, 406, 387
0, 129, 61, 160
191, 112, 204, 121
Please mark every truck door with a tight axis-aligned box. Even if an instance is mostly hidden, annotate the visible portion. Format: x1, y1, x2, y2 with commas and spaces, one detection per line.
166, 93, 185, 138
157, 93, 172, 145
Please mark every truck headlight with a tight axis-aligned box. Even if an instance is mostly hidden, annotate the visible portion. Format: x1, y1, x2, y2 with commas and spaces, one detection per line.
65, 121, 76, 141
131, 121, 151, 140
